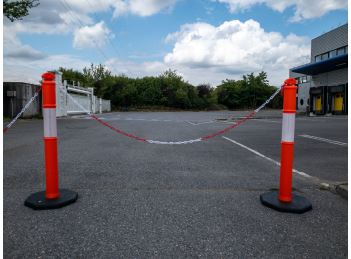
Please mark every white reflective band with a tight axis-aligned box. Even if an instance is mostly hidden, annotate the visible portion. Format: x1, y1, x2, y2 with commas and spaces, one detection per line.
43, 108, 57, 137
281, 113, 295, 142
147, 138, 202, 145
255, 87, 281, 113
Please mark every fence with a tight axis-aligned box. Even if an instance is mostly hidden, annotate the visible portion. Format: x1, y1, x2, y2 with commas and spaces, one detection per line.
3, 72, 111, 118
54, 71, 111, 117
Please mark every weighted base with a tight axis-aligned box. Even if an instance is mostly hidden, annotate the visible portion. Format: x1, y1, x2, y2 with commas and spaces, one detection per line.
24, 189, 78, 210
260, 191, 312, 214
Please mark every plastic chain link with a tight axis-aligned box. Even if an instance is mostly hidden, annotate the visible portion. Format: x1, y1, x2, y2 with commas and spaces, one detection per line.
3, 86, 42, 133
63, 86, 281, 144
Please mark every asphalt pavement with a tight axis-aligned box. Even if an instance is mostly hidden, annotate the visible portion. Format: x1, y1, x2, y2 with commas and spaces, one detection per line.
3, 110, 348, 258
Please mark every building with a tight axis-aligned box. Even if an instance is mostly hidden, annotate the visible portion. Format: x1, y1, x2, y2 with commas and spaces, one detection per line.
3, 82, 42, 118
290, 24, 348, 115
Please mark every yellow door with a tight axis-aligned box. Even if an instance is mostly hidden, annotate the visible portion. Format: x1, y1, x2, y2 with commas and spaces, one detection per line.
315, 95, 322, 112
334, 94, 343, 112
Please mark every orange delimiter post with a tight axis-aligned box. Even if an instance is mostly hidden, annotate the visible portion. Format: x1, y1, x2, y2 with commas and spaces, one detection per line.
279, 78, 297, 202
42, 72, 60, 199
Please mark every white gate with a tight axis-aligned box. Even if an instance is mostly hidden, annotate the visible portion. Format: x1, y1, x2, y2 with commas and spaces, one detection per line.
66, 85, 93, 115
54, 71, 111, 117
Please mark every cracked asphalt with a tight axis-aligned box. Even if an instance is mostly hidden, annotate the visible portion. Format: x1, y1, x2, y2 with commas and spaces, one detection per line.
3, 110, 347, 258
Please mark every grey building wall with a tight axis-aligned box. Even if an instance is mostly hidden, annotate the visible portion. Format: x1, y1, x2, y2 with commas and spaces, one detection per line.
311, 24, 348, 61
3, 82, 42, 118
311, 68, 348, 87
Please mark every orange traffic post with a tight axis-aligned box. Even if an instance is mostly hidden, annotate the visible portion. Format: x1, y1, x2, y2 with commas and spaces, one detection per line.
260, 78, 312, 213
25, 72, 78, 210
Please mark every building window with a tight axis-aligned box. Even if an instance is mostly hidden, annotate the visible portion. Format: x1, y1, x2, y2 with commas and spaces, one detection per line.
315, 55, 322, 62
315, 46, 348, 62
321, 52, 329, 60
337, 47, 346, 55
330, 50, 337, 58
296, 76, 308, 84
301, 76, 308, 83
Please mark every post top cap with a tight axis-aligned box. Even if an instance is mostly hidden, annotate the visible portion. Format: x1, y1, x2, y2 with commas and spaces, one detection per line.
284, 78, 297, 85
42, 72, 55, 81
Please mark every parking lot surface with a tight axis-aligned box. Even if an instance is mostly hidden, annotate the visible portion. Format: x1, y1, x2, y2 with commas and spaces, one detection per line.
4, 110, 348, 258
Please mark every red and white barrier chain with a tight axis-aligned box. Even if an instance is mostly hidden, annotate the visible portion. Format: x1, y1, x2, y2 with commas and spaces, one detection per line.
64, 86, 281, 144
3, 86, 42, 133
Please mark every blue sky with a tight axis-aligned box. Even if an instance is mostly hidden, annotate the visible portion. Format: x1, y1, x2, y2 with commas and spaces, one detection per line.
3, 0, 348, 86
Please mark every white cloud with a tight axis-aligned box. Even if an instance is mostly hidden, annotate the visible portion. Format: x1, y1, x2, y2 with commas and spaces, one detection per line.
217, 0, 347, 21
3, 27, 47, 61
5, 46, 47, 60
4, 0, 178, 32
164, 19, 310, 85
73, 21, 112, 49
4, 54, 91, 84
3, 1, 94, 35
3, 0, 179, 74
112, 0, 177, 17
3, 0, 177, 52
5, 0, 316, 87
6, 19, 310, 86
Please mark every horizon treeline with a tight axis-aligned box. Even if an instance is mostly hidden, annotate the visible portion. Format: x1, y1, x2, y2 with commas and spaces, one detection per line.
59, 64, 282, 110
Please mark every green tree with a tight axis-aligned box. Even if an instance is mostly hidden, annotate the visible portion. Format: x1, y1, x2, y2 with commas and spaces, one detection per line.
137, 77, 162, 105
120, 82, 138, 107
195, 84, 215, 109
175, 87, 191, 108
83, 63, 111, 82
4, 0, 39, 22
216, 72, 280, 110
59, 67, 89, 87
83, 63, 112, 96
57, 65, 281, 111
103, 75, 131, 107
197, 84, 211, 98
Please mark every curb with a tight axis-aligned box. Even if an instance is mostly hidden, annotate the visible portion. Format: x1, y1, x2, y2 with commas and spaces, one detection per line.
335, 184, 348, 200
319, 182, 348, 200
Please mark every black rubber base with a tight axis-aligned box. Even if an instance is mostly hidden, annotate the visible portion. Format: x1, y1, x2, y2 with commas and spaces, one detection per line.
24, 189, 78, 210
260, 191, 312, 214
